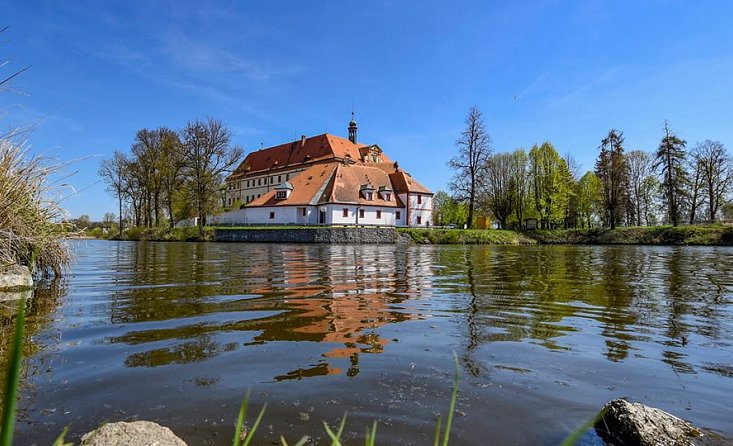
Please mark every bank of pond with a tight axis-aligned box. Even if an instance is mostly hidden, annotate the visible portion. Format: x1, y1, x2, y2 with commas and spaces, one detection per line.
89, 224, 733, 246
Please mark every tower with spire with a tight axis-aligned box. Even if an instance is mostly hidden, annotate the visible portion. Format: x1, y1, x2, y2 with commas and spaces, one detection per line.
348, 112, 357, 143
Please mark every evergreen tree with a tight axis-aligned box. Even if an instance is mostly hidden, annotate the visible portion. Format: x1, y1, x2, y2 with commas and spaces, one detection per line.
653, 122, 688, 226
595, 129, 628, 229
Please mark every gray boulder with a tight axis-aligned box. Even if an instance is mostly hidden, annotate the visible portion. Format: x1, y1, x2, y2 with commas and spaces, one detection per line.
595, 399, 706, 446
80, 421, 187, 446
0, 264, 32, 292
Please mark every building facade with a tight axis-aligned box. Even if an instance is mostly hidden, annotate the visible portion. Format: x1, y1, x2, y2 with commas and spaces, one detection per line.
217, 118, 433, 227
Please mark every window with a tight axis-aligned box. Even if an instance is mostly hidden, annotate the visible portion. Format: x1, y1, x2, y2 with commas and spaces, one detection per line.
258, 178, 261, 186
276, 191, 287, 200
367, 192, 373, 201
247, 180, 250, 187
417, 195, 422, 204
271, 177, 274, 184
269, 212, 275, 219
376, 210, 382, 219
396, 211, 401, 220
286, 174, 290, 180
257, 194, 261, 198
359, 209, 365, 219
301, 208, 307, 217
228, 198, 232, 206
343, 208, 349, 217
278, 175, 282, 183
417, 216, 422, 225
385, 193, 391, 201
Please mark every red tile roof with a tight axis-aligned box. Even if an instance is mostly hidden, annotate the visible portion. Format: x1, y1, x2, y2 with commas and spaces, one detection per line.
230, 133, 366, 178
247, 163, 338, 207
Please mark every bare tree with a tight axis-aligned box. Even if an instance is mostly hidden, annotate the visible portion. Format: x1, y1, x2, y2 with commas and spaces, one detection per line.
687, 148, 706, 224
482, 153, 514, 229
448, 107, 492, 228
626, 150, 653, 226
691, 140, 733, 222
98, 150, 128, 233
180, 117, 243, 233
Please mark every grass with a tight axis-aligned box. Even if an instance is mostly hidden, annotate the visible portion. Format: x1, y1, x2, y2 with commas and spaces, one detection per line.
0, 139, 71, 276
398, 228, 536, 245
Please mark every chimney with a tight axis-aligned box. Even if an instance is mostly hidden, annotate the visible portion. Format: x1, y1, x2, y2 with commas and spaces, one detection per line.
300, 134, 307, 147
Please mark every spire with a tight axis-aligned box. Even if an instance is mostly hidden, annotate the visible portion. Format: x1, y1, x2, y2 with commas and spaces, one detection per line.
348, 111, 357, 143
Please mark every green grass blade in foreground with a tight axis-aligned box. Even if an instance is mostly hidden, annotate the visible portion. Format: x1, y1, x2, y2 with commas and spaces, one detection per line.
51, 427, 72, 446
558, 407, 608, 446
241, 403, 266, 446
323, 414, 347, 446
441, 352, 460, 446
233, 391, 249, 446
365, 420, 377, 446
0, 296, 26, 446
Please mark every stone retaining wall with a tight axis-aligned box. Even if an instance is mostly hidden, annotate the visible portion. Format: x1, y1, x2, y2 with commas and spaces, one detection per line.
213, 227, 399, 244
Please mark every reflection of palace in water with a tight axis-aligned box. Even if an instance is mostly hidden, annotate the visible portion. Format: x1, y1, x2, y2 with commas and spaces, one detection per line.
114, 244, 435, 380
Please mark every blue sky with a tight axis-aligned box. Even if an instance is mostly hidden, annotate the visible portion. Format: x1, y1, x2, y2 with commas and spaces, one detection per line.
2, 1, 732, 220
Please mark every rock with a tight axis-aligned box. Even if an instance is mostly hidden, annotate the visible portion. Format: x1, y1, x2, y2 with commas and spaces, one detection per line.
80, 421, 187, 446
595, 399, 703, 446
0, 288, 32, 303
0, 264, 33, 292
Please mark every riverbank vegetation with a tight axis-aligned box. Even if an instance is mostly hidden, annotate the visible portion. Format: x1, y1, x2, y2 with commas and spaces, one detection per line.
442, 108, 733, 231
527, 224, 733, 245
398, 228, 536, 245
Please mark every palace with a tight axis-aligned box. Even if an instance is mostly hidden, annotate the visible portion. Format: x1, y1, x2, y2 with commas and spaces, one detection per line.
217, 117, 433, 226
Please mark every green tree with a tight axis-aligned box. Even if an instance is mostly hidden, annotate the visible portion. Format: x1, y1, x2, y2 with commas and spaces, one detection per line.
577, 171, 602, 228
433, 190, 469, 226
595, 129, 628, 229
528, 142, 571, 229
448, 107, 492, 228
508, 149, 529, 228
653, 122, 688, 226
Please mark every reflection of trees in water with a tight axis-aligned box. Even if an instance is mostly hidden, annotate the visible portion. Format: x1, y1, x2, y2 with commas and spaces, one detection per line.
441, 245, 733, 377
597, 247, 637, 362
109, 243, 431, 380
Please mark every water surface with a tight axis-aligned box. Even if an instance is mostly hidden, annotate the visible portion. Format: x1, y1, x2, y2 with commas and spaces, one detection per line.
6, 240, 733, 445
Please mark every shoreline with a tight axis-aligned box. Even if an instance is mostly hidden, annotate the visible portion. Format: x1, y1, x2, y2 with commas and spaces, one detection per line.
85, 224, 733, 246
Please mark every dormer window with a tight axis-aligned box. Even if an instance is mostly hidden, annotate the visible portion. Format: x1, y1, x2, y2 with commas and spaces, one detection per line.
360, 183, 375, 201
275, 181, 294, 200
378, 186, 393, 201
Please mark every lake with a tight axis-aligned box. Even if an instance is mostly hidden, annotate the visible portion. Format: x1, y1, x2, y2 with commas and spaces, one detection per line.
6, 240, 733, 445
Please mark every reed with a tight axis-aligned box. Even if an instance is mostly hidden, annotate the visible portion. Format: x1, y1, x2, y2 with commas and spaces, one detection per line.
0, 138, 70, 276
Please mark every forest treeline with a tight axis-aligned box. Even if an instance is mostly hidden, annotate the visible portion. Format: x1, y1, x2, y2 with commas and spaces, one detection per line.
439, 107, 733, 229
98, 117, 243, 233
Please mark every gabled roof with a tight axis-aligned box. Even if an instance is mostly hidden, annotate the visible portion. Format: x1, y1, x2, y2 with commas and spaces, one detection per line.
230, 134, 367, 179
388, 170, 433, 194
321, 163, 404, 207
